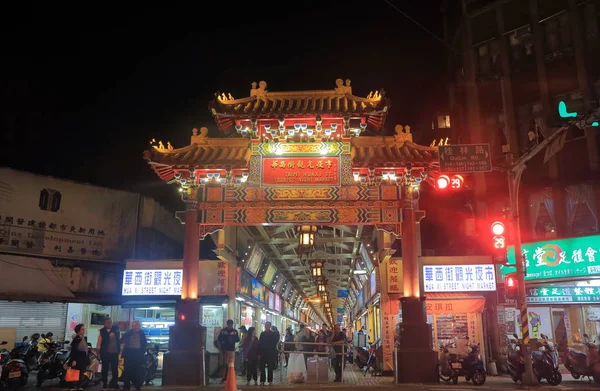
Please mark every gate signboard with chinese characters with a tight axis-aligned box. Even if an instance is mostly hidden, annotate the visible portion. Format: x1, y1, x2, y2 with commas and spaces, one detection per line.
423, 265, 496, 292
501, 234, 600, 280
262, 157, 340, 186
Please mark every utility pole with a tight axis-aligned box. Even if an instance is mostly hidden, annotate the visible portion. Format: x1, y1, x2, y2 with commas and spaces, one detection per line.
506, 123, 576, 385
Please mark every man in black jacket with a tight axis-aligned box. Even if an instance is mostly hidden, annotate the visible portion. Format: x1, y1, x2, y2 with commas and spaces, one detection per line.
96, 317, 120, 390
217, 319, 240, 382
258, 321, 279, 385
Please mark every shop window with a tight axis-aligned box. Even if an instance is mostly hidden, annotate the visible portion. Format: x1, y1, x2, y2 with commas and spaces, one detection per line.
39, 188, 61, 212
543, 12, 573, 59
435, 314, 468, 348
567, 184, 598, 234
436, 115, 451, 129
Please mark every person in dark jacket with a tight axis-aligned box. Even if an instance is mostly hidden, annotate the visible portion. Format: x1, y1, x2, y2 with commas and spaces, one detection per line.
258, 321, 279, 385
217, 319, 240, 382
283, 328, 295, 367
242, 327, 259, 386
121, 320, 147, 391
67, 324, 89, 391
96, 317, 120, 390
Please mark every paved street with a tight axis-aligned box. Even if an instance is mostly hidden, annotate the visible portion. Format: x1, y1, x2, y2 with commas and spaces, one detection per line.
31, 366, 600, 391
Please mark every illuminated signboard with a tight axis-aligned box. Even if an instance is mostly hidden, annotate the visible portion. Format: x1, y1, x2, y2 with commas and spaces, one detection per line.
262, 157, 339, 186
122, 269, 182, 296
423, 265, 496, 292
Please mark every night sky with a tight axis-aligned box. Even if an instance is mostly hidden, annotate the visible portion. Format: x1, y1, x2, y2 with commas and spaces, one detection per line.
3, 1, 447, 211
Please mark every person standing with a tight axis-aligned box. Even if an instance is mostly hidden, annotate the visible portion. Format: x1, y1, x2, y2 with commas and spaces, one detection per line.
217, 319, 240, 383
241, 327, 259, 386
238, 326, 247, 376
283, 328, 295, 367
67, 324, 88, 391
258, 321, 278, 385
97, 317, 120, 390
121, 320, 147, 391
327, 324, 346, 382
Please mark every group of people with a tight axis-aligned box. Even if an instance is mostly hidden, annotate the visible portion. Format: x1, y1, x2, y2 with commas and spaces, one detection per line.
66, 318, 148, 391
217, 319, 281, 386
218, 320, 348, 385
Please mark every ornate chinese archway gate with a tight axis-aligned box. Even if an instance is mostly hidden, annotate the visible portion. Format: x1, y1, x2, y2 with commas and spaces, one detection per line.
144, 80, 440, 385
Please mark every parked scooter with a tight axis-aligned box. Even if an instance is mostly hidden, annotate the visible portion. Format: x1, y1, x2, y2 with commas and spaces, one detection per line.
507, 336, 525, 383
563, 333, 600, 384
531, 333, 561, 385
0, 337, 30, 391
438, 341, 455, 382
36, 340, 70, 388
143, 345, 159, 385
446, 341, 486, 386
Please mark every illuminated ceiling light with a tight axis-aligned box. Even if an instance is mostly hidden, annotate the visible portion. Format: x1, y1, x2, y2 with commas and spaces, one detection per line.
353, 269, 367, 275
309, 259, 325, 279
297, 225, 317, 259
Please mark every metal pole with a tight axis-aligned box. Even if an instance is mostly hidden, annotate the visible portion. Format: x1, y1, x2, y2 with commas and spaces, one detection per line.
201, 346, 207, 386
341, 344, 345, 383
508, 162, 537, 385
394, 344, 399, 384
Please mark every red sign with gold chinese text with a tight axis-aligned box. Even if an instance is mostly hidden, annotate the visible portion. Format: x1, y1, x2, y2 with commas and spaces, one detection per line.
262, 157, 339, 186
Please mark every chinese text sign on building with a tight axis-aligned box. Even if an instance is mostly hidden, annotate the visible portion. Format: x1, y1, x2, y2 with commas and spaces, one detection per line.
526, 286, 600, 304
198, 261, 228, 295
387, 259, 403, 293
122, 269, 183, 296
423, 265, 496, 292
502, 234, 600, 280
262, 157, 340, 186
438, 144, 492, 173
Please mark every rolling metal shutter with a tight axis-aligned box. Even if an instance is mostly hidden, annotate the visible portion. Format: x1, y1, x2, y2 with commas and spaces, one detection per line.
0, 301, 68, 344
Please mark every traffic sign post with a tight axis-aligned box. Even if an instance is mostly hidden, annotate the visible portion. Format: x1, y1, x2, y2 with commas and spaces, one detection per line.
438, 144, 492, 173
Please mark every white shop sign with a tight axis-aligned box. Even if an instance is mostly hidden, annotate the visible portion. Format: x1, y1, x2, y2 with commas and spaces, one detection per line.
122, 269, 183, 296
423, 264, 496, 292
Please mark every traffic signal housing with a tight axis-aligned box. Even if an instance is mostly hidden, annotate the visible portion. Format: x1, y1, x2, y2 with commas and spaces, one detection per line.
491, 221, 506, 250
435, 174, 464, 190
504, 273, 519, 300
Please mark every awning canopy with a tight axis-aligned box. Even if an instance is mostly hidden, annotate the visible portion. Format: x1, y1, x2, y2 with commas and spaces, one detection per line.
0, 254, 75, 301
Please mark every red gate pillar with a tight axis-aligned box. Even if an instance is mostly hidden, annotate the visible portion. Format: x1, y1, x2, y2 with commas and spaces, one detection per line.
396, 186, 438, 383
162, 194, 206, 386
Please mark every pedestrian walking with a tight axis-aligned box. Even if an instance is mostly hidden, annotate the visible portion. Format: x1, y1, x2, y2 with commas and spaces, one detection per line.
66, 324, 88, 391
242, 327, 259, 386
97, 317, 120, 390
258, 321, 279, 385
217, 319, 240, 383
121, 320, 147, 391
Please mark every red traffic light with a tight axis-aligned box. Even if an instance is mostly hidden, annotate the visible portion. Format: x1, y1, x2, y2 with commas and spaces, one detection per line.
505, 274, 517, 288
491, 221, 505, 235
437, 175, 450, 189
436, 174, 464, 190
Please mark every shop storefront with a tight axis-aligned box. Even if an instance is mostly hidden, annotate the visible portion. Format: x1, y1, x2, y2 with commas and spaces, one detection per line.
422, 263, 497, 360
499, 234, 600, 355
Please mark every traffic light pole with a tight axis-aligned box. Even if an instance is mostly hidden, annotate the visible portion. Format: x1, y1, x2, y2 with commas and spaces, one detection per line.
506, 125, 569, 385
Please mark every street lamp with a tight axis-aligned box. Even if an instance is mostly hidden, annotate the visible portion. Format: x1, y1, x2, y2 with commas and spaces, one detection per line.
297, 225, 318, 259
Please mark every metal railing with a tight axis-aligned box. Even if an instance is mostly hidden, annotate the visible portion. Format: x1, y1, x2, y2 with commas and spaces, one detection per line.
276, 341, 347, 383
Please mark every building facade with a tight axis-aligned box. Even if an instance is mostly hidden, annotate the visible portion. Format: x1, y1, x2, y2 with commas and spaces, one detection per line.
442, 0, 600, 366
0, 167, 183, 346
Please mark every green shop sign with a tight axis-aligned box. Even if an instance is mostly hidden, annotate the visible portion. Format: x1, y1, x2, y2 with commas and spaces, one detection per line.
500, 234, 600, 280
526, 286, 600, 304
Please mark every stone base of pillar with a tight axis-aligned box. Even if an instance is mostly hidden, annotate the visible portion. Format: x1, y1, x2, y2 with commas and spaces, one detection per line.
162, 322, 206, 386
396, 296, 438, 383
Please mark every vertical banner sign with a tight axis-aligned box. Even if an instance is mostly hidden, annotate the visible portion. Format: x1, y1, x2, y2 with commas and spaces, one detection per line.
199, 261, 228, 295
382, 315, 398, 372
387, 259, 403, 293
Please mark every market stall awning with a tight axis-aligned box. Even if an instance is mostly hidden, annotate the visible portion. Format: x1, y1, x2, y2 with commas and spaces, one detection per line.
425, 293, 486, 315
0, 254, 75, 301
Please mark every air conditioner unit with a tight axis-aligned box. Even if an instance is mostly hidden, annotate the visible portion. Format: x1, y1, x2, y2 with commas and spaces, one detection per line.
511, 26, 534, 54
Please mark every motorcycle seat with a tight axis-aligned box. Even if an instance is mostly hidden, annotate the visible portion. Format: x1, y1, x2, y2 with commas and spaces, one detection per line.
568, 349, 587, 359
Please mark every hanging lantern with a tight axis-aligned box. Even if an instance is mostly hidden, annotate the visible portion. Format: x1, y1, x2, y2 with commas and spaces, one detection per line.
309, 259, 325, 279
297, 225, 317, 258
321, 291, 329, 302
317, 279, 328, 293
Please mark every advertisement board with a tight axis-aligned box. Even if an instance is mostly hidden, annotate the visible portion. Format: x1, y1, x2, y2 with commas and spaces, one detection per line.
423, 265, 496, 292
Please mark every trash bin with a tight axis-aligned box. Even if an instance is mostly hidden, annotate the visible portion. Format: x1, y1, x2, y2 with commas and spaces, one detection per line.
307, 356, 329, 383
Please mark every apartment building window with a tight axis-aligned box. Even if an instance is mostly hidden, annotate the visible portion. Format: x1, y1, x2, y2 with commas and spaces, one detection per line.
582, 2, 598, 50
437, 115, 451, 129
508, 26, 535, 66
476, 39, 501, 77
543, 12, 572, 56
39, 188, 61, 212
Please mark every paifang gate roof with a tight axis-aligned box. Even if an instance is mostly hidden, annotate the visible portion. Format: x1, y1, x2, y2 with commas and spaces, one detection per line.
209, 79, 390, 134
143, 126, 438, 183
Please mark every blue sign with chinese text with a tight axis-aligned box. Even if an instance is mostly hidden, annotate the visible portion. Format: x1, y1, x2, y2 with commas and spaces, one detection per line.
122, 269, 182, 296
423, 264, 496, 292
